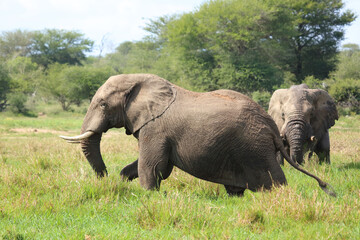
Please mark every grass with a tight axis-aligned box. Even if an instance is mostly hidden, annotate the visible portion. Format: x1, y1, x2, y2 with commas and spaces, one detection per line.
0, 112, 359, 239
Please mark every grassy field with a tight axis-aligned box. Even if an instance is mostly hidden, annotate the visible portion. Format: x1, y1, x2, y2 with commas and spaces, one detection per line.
0, 112, 359, 239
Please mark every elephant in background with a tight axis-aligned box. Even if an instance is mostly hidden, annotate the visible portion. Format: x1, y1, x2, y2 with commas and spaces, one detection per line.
61, 74, 335, 197
268, 84, 338, 165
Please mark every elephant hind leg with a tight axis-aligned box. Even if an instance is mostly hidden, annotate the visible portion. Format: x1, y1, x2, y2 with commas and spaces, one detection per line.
224, 185, 246, 197
276, 151, 284, 165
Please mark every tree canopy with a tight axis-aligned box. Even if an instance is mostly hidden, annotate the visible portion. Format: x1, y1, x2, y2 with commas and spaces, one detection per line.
106, 0, 353, 92
30, 29, 94, 68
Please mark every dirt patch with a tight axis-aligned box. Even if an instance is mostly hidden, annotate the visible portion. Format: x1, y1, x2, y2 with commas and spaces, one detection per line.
10, 128, 69, 135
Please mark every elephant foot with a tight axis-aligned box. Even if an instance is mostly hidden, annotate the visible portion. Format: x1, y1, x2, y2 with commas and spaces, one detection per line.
120, 160, 139, 181
120, 171, 138, 181
316, 152, 331, 165
224, 185, 245, 197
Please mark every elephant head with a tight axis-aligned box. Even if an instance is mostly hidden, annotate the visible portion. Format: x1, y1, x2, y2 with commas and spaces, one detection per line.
60, 74, 176, 177
268, 84, 338, 164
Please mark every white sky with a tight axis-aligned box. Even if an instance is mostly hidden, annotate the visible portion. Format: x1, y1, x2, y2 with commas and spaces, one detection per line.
0, 0, 359, 55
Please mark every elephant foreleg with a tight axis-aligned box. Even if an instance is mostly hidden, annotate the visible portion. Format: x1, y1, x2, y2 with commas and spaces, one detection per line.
120, 159, 139, 181
138, 159, 173, 190
138, 142, 173, 190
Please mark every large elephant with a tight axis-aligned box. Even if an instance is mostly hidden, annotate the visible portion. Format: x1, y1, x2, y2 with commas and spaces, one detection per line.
268, 84, 338, 165
61, 74, 335, 196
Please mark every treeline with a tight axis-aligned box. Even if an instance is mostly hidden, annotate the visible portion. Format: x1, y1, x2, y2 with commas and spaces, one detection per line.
0, 0, 359, 115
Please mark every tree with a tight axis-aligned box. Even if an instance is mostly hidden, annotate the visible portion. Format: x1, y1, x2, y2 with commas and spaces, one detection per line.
142, 0, 355, 92
332, 44, 360, 80
30, 29, 94, 68
0, 30, 33, 59
279, 0, 356, 82
6, 56, 43, 94
328, 44, 360, 113
104, 39, 160, 74
0, 63, 10, 111
153, 0, 287, 92
42, 64, 114, 110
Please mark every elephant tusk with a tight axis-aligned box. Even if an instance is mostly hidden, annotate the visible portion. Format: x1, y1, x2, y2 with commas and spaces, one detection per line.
66, 140, 81, 144
59, 131, 94, 142
310, 136, 316, 142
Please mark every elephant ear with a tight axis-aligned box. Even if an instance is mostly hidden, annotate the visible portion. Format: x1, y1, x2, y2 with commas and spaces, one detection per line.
308, 89, 338, 135
268, 89, 289, 134
124, 75, 176, 134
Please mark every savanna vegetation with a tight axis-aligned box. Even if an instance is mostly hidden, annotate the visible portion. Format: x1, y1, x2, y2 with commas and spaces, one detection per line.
0, 110, 359, 239
0, 0, 360, 238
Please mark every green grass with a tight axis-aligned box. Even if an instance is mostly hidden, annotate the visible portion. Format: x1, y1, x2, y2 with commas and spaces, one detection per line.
0, 113, 359, 239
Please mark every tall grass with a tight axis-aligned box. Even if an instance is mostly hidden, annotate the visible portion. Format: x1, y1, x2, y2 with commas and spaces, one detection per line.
0, 113, 359, 239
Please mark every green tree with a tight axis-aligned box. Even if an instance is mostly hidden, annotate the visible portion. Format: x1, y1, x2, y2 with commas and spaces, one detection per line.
6, 56, 43, 94
0, 29, 33, 59
328, 44, 360, 113
42, 64, 114, 110
156, 0, 287, 92
142, 0, 355, 91
104, 39, 160, 74
0, 63, 10, 111
332, 44, 360, 80
279, 0, 356, 82
30, 29, 94, 68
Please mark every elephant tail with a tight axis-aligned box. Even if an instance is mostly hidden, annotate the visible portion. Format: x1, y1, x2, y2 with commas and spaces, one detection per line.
274, 136, 337, 197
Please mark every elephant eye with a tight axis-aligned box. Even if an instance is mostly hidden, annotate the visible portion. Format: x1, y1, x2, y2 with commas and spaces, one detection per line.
100, 103, 107, 109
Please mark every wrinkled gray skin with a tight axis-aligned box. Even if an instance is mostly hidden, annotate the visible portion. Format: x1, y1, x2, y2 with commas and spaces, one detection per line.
62, 74, 334, 196
268, 84, 338, 165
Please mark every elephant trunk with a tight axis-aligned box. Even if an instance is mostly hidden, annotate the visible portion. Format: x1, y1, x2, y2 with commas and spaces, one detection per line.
285, 119, 307, 165
80, 132, 107, 177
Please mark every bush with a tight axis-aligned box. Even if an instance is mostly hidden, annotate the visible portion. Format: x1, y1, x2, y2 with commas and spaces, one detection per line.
329, 78, 360, 114
8, 93, 37, 116
251, 91, 271, 111
303, 75, 326, 89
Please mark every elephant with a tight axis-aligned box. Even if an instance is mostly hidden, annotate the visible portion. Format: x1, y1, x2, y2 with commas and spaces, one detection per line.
60, 74, 335, 197
268, 84, 338, 165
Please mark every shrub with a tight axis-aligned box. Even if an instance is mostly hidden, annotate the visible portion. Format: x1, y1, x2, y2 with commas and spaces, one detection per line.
303, 75, 326, 89
329, 78, 360, 114
252, 91, 271, 111
8, 93, 36, 116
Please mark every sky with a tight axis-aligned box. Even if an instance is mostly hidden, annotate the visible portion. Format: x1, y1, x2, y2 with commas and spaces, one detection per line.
0, 0, 359, 55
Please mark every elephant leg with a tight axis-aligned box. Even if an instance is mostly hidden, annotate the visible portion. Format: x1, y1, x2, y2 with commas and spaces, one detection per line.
307, 151, 314, 161
120, 159, 139, 181
138, 143, 173, 190
138, 159, 173, 190
276, 151, 284, 165
315, 132, 331, 164
276, 144, 290, 165
224, 185, 246, 197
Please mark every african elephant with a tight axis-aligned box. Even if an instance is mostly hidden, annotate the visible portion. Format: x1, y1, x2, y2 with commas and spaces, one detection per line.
268, 84, 338, 165
61, 74, 335, 196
